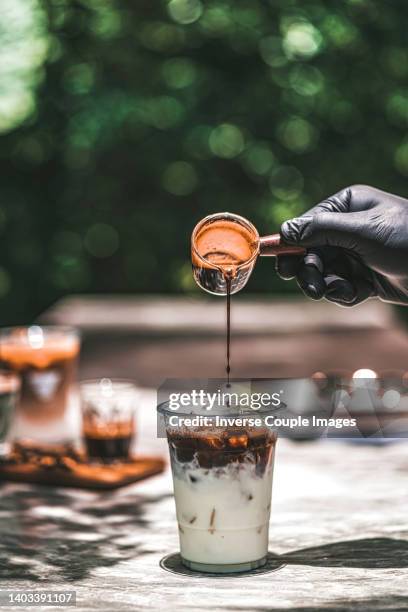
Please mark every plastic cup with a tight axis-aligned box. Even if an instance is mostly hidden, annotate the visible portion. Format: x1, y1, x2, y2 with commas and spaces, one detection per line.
158, 400, 277, 573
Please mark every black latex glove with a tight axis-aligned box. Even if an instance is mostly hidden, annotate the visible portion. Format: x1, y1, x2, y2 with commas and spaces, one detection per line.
276, 185, 408, 307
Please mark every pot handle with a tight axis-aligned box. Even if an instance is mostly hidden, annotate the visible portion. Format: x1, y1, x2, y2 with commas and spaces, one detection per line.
259, 234, 306, 256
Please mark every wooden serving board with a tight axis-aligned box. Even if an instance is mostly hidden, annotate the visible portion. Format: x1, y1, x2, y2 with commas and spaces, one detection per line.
0, 443, 166, 490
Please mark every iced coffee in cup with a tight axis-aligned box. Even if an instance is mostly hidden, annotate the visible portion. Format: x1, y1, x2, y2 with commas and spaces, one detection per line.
158, 401, 277, 573
0, 326, 80, 423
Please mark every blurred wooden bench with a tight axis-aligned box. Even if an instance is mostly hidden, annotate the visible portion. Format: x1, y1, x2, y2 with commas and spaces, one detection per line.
40, 295, 408, 385
41, 294, 393, 335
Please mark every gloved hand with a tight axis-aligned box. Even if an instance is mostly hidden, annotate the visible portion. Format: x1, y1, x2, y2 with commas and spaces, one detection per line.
276, 185, 408, 306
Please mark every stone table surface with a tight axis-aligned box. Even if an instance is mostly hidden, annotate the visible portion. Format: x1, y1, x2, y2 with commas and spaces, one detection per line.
1, 390, 408, 612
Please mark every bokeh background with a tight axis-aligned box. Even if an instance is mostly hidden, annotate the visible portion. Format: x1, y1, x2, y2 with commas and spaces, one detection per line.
1, 0, 408, 324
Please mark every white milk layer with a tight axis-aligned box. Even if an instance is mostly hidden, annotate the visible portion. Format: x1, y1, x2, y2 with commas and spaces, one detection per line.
171, 454, 274, 565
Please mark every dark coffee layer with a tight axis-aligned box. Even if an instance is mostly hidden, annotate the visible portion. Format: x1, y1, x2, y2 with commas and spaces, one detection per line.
83, 422, 134, 461
167, 428, 276, 472
84, 434, 132, 461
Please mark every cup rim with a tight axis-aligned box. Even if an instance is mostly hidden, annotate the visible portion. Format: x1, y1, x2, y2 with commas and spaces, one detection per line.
191, 212, 260, 271
79, 378, 138, 394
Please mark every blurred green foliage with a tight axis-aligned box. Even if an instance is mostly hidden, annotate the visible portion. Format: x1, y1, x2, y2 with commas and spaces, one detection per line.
0, 0, 408, 323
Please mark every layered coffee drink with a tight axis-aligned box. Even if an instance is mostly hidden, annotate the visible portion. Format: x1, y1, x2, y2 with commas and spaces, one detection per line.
166, 424, 276, 572
0, 326, 80, 423
80, 379, 137, 463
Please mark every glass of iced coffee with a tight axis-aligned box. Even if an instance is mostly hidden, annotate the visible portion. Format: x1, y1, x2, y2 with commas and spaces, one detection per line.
0, 326, 80, 424
158, 401, 277, 573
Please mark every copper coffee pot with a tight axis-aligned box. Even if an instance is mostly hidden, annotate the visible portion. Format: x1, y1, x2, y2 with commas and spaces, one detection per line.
192, 212, 305, 295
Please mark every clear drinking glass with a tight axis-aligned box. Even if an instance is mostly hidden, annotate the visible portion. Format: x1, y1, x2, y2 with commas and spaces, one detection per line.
0, 326, 80, 423
158, 400, 278, 573
80, 379, 138, 462
0, 371, 20, 456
